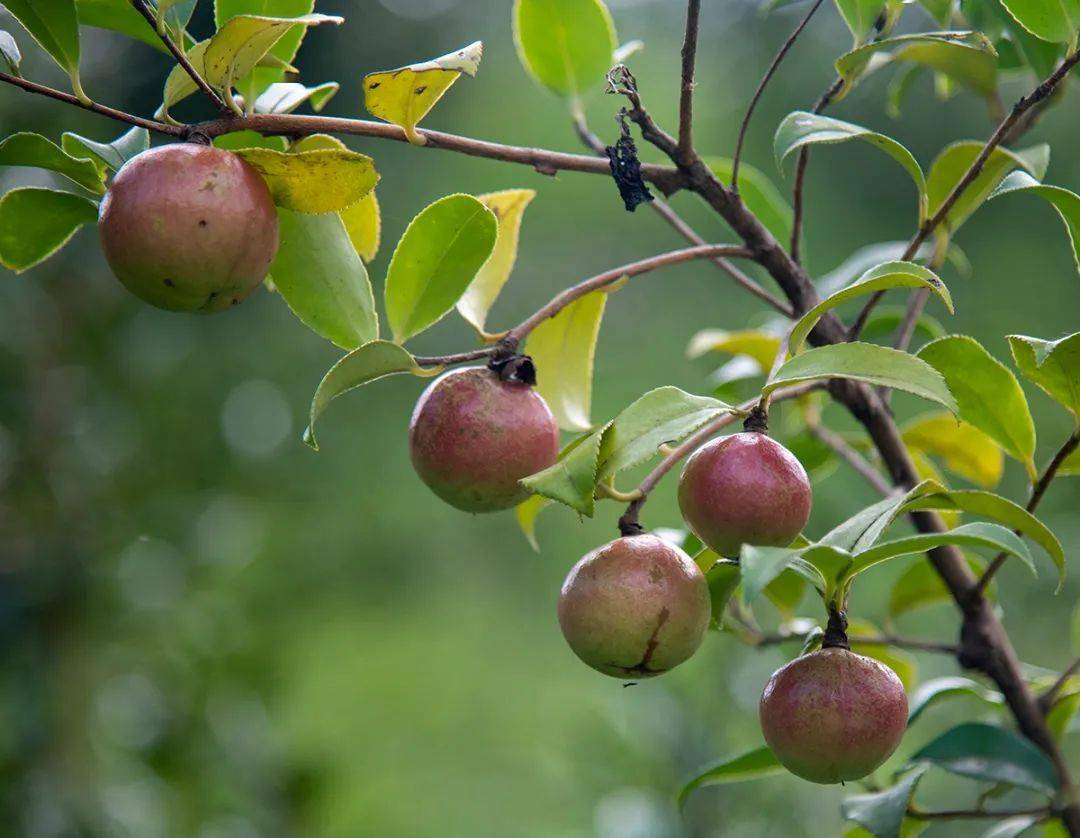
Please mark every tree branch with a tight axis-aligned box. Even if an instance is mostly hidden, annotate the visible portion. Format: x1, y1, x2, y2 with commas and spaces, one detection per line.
754, 628, 959, 655
1041, 657, 1080, 713
730, 0, 826, 193
128, 0, 231, 114
806, 420, 892, 496
677, 0, 702, 159
907, 806, 1049, 822
790, 77, 842, 263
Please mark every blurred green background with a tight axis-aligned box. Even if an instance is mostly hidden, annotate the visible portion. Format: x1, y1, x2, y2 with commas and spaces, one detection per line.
0, 0, 1077, 835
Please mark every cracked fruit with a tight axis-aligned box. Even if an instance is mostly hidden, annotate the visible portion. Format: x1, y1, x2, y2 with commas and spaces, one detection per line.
558, 534, 710, 679
760, 647, 908, 783
678, 432, 812, 557
409, 367, 560, 512
98, 144, 279, 313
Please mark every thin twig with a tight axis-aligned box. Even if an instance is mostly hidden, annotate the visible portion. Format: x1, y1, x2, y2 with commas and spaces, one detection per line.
1041, 657, 1080, 712
755, 629, 958, 655
907, 806, 1050, 822
975, 429, 1080, 595
128, 0, 231, 113
730, 0, 827, 193
413, 348, 496, 367
677, 0, 702, 160
0, 71, 181, 135
806, 421, 891, 495
790, 77, 842, 263
849, 49, 1080, 339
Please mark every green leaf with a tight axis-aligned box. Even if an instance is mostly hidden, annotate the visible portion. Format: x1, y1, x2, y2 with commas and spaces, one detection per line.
364, 41, 483, 145
513, 0, 617, 100
842, 767, 929, 838
835, 0, 889, 44
230, 147, 377, 214
908, 722, 1058, 794
526, 289, 608, 432
515, 494, 550, 552
999, 0, 1080, 43
789, 261, 951, 355
1, 0, 82, 96
304, 340, 434, 450
213, 130, 288, 152
889, 553, 990, 617
764, 343, 958, 414
836, 31, 998, 101
0, 30, 22, 75
0, 132, 105, 193
0, 187, 97, 273
61, 125, 149, 172
686, 328, 782, 369
678, 747, 785, 808
457, 189, 536, 334
215, 0, 316, 105
521, 387, 731, 514
920, 0, 956, 26
775, 112, 926, 221
821, 480, 945, 552
917, 335, 1036, 471
155, 0, 197, 41
270, 209, 379, 351
705, 559, 741, 628
741, 543, 849, 603
908, 676, 1005, 724
253, 81, 339, 114
1008, 333, 1080, 421
981, 816, 1044, 838
384, 194, 497, 343
990, 172, 1080, 276
926, 142, 1048, 238
709, 157, 793, 244
902, 413, 1004, 488
75, 0, 175, 54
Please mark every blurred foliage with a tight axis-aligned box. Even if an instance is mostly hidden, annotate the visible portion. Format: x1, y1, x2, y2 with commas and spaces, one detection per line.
0, 0, 1078, 836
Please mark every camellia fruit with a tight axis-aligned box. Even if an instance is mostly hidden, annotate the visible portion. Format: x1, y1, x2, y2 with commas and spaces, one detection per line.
98, 143, 279, 313
759, 647, 908, 783
408, 366, 559, 512
677, 431, 811, 557
558, 534, 710, 679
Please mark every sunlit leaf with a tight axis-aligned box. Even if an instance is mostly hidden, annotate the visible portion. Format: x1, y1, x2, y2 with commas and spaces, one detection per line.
254, 81, 340, 114
364, 41, 482, 145
1, 0, 83, 97
457, 189, 536, 334
902, 413, 1004, 488
908, 722, 1058, 793
231, 147, 377, 214
514, 0, 617, 100
0, 132, 105, 193
1007, 332, 1080, 421
835, 0, 890, 44
999, 0, 1080, 43
385, 193, 497, 343
686, 328, 782, 369
515, 494, 550, 552
0, 187, 97, 272
990, 171, 1080, 276
678, 746, 784, 808
214, 0, 314, 105
61, 125, 149, 172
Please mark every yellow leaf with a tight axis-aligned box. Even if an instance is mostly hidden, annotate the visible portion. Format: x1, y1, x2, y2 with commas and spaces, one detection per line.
903, 412, 1004, 489
363, 41, 483, 145
526, 289, 607, 432
685, 328, 782, 370
515, 494, 550, 552
232, 147, 378, 214
457, 189, 535, 334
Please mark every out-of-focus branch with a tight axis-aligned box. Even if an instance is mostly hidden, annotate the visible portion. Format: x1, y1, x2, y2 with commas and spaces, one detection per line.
678, 0, 702, 159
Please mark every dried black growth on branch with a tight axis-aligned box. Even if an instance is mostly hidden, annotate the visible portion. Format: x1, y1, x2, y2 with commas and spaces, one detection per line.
605, 110, 654, 212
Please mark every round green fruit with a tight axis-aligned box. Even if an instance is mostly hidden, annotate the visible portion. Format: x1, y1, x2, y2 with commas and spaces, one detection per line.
98, 143, 278, 313
759, 647, 908, 784
558, 534, 711, 679
408, 367, 560, 512
677, 431, 811, 557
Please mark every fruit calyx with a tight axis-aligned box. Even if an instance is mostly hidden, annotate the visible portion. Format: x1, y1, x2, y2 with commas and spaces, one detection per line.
822, 608, 850, 651
742, 404, 769, 434
487, 337, 536, 386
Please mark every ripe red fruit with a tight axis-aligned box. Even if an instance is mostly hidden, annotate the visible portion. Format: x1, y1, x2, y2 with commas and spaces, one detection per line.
409, 367, 560, 512
558, 534, 710, 679
759, 648, 908, 783
98, 144, 279, 312
677, 432, 811, 557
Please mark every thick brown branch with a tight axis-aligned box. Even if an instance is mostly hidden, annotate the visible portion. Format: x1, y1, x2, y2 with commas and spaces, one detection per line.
678, 0, 702, 159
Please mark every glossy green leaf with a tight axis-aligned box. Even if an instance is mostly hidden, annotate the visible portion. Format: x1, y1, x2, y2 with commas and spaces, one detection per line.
1008, 333, 1080, 421
999, 0, 1080, 42
835, 0, 889, 44
527, 290, 607, 432
902, 413, 1004, 488
513, 0, 616, 100
908, 722, 1058, 793
926, 142, 1048, 238
789, 261, 951, 355
385, 194, 497, 343
709, 157, 793, 244
836, 31, 998, 101
457, 189, 536, 334
0, 132, 105, 193
841, 767, 929, 838
917, 335, 1036, 470
908, 676, 1005, 724
231, 147, 377, 214
775, 112, 926, 221
61, 125, 149, 172
304, 340, 433, 450
678, 746, 784, 808
765, 343, 958, 414
270, 209, 379, 351
981, 816, 1044, 838
1, 0, 82, 96
821, 480, 944, 552
0, 30, 22, 74
705, 559, 740, 628
0, 187, 97, 272
254, 81, 339, 114
364, 41, 482, 145
990, 172, 1080, 276
521, 387, 731, 515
